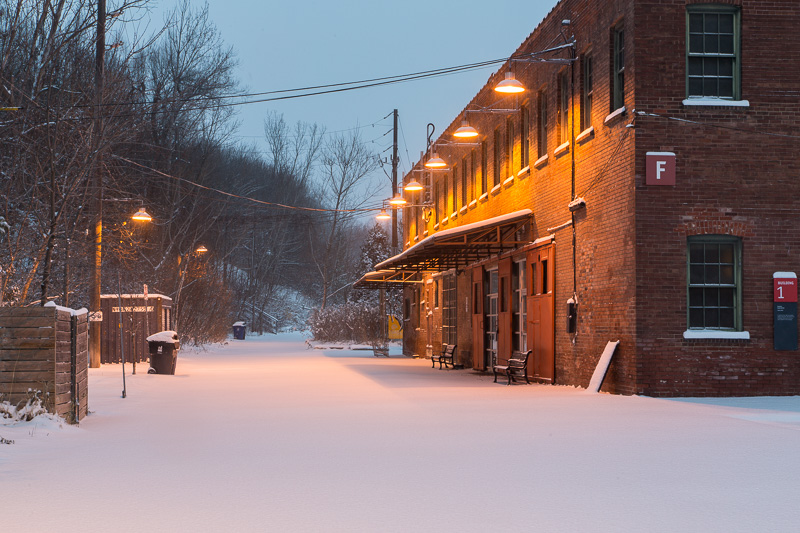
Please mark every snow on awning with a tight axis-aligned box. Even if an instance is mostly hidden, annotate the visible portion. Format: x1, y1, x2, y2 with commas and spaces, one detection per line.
353, 270, 424, 290
375, 209, 532, 273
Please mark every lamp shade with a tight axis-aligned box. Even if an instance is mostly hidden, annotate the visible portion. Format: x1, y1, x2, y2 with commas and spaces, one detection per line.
424, 152, 447, 169
404, 179, 424, 192
453, 121, 479, 138
376, 209, 391, 220
495, 72, 525, 94
131, 207, 152, 222
195, 245, 208, 253
388, 194, 407, 206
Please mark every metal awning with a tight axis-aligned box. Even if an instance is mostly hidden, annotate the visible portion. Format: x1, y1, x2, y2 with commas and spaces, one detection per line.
374, 209, 532, 273
353, 269, 423, 289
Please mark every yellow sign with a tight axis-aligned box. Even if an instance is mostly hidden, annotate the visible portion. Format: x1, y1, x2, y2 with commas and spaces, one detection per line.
112, 306, 154, 313
388, 315, 403, 340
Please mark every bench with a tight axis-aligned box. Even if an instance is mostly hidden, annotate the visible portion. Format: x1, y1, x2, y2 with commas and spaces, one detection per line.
372, 345, 390, 357
493, 350, 532, 385
431, 344, 456, 369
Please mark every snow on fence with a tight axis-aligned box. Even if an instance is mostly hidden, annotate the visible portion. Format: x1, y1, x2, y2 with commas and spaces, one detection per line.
0, 306, 88, 423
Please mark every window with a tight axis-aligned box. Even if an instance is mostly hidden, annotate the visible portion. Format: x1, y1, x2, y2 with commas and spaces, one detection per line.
481, 141, 488, 194
520, 105, 530, 168
450, 164, 457, 212
506, 117, 514, 176
493, 128, 502, 186
470, 149, 476, 201
461, 157, 468, 207
687, 235, 742, 330
443, 173, 449, 216
537, 90, 547, 158
581, 54, 593, 130
558, 71, 569, 144
442, 274, 457, 346
687, 5, 740, 99
612, 24, 625, 110
434, 181, 440, 223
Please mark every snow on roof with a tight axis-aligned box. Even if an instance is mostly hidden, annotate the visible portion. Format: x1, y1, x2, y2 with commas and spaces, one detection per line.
146, 330, 179, 343
101, 294, 172, 300
43, 301, 88, 316
375, 209, 532, 270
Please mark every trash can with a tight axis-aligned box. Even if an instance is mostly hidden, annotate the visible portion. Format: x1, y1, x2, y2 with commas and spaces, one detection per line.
146, 331, 180, 375
232, 321, 246, 340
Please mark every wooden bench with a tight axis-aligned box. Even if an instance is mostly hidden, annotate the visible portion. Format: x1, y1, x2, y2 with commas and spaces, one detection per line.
372, 346, 389, 357
493, 350, 532, 385
431, 344, 456, 369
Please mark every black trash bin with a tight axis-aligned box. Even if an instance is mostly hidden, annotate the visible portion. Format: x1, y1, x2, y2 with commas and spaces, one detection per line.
232, 321, 246, 340
146, 331, 180, 375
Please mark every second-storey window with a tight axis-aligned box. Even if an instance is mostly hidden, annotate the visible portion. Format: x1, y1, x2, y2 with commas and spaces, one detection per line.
687, 5, 740, 99
581, 53, 593, 130
537, 90, 547, 158
520, 104, 530, 168
612, 23, 625, 110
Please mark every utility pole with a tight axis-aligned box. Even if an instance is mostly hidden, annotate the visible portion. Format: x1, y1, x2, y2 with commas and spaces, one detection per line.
391, 109, 399, 253
89, 0, 106, 368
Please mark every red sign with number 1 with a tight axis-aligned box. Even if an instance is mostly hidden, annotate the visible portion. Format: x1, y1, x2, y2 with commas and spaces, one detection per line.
774, 278, 797, 302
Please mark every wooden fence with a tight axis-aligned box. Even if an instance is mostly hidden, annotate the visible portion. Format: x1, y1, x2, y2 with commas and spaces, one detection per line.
0, 306, 88, 423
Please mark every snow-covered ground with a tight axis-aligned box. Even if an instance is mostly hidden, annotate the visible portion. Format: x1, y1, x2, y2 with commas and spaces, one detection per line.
3, 332, 800, 532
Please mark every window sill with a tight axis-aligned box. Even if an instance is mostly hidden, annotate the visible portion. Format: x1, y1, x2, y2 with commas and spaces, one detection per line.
517, 166, 530, 178
604, 106, 627, 125
423, 230, 429, 237
413, 236, 419, 243
533, 154, 548, 169
468, 199, 478, 209
490, 184, 502, 196
683, 98, 750, 108
449, 212, 457, 221
683, 330, 750, 340
554, 142, 570, 157
433, 224, 439, 231
503, 176, 514, 188
479, 193, 489, 203
576, 127, 594, 144
440, 218, 448, 226
459, 206, 468, 215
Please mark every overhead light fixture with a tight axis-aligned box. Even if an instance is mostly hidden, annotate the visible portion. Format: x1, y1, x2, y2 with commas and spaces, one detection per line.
376, 208, 391, 220
453, 120, 479, 139
424, 152, 447, 169
195, 245, 209, 253
131, 207, 152, 222
388, 194, 407, 206
494, 72, 525, 94
404, 179, 423, 192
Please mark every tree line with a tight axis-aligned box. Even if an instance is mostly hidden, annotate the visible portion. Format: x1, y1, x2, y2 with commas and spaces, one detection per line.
0, 0, 392, 343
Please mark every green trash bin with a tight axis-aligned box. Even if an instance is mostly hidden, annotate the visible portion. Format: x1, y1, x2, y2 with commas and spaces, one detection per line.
146, 331, 180, 375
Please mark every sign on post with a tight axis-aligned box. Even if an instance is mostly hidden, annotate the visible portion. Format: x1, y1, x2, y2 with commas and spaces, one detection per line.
773, 272, 798, 351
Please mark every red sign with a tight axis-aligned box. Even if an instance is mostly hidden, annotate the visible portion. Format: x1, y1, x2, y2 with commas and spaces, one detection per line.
774, 277, 797, 303
646, 152, 676, 186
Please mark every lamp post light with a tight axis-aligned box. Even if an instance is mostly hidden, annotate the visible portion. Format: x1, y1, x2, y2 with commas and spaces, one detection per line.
174, 245, 209, 330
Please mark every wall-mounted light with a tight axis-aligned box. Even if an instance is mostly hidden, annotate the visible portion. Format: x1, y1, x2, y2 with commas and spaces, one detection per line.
388, 193, 407, 206
453, 120, 479, 139
195, 245, 209, 253
131, 207, 152, 222
404, 179, 424, 192
376, 208, 391, 221
424, 152, 447, 169
494, 72, 525, 94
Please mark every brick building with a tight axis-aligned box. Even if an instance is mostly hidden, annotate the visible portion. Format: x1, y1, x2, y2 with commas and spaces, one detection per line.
360, 0, 800, 396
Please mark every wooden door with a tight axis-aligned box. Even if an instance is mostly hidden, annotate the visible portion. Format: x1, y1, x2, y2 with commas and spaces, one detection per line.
498, 257, 513, 364
527, 245, 555, 382
471, 265, 485, 370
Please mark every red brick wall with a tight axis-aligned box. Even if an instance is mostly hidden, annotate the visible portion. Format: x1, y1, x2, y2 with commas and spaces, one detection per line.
634, 0, 800, 395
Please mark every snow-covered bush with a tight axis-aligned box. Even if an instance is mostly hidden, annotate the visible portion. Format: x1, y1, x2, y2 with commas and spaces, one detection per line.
308, 301, 384, 345
0, 390, 49, 422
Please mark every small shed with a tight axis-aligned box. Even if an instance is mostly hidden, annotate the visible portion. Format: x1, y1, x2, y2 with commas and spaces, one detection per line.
100, 294, 173, 364
0, 304, 88, 423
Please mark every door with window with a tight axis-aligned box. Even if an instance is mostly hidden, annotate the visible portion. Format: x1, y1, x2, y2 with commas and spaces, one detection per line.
484, 269, 499, 369
471, 266, 485, 370
527, 245, 555, 381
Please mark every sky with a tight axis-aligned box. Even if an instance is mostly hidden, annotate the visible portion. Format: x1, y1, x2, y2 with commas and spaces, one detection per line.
144, 0, 555, 200
4, 332, 800, 531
